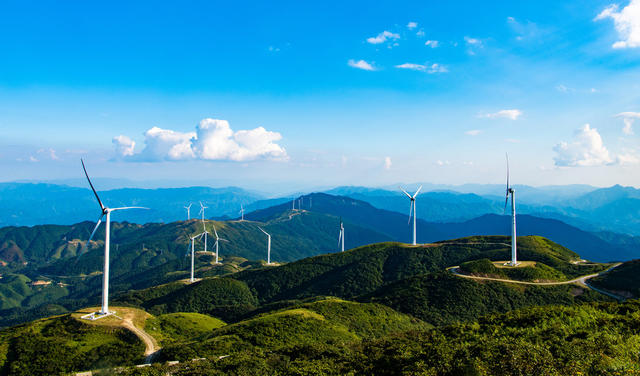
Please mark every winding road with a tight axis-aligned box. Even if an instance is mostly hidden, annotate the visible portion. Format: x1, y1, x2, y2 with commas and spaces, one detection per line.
447, 262, 626, 300
121, 316, 161, 364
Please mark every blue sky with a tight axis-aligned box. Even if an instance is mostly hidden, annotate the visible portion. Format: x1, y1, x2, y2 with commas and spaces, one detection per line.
1, 0, 640, 192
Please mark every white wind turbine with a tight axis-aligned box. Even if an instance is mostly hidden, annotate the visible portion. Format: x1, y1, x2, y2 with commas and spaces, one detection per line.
211, 223, 228, 264
184, 203, 192, 220
338, 217, 345, 252
239, 204, 245, 221
80, 159, 148, 320
189, 232, 205, 282
505, 154, 518, 266
400, 185, 423, 246
258, 227, 272, 265
199, 202, 209, 253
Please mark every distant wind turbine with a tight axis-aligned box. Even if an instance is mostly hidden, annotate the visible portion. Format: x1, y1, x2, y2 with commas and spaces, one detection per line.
239, 204, 245, 221
189, 232, 205, 282
199, 202, 209, 253
258, 227, 272, 265
184, 203, 192, 220
338, 218, 345, 252
400, 185, 422, 246
211, 223, 228, 264
80, 159, 148, 320
505, 154, 518, 266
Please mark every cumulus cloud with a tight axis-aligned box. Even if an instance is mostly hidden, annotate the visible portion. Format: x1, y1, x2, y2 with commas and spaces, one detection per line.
465, 130, 482, 136
395, 63, 448, 73
115, 118, 287, 162
553, 124, 614, 166
424, 40, 439, 48
384, 156, 392, 170
616, 112, 640, 135
478, 109, 523, 120
367, 30, 400, 44
113, 135, 136, 158
348, 59, 376, 71
595, 0, 640, 48
407, 22, 418, 29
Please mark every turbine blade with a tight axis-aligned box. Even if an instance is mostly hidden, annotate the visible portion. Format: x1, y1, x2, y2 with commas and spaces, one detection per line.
219, 238, 229, 242
399, 186, 412, 199
81, 159, 105, 211
413, 185, 423, 197
506, 153, 510, 190
110, 206, 149, 211
338, 230, 342, 247
258, 227, 269, 236
81, 215, 104, 253
212, 224, 219, 238
408, 202, 413, 225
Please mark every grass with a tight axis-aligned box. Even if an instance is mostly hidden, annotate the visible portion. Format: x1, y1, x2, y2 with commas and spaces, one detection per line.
145, 312, 225, 346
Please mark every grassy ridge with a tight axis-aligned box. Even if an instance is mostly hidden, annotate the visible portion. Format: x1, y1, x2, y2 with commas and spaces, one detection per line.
0, 314, 144, 376
145, 312, 225, 346
158, 298, 428, 362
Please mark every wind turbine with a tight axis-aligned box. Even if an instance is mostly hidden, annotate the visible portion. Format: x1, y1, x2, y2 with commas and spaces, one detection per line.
258, 227, 272, 265
338, 218, 345, 252
400, 185, 422, 246
199, 202, 209, 253
184, 203, 192, 220
80, 159, 148, 319
189, 232, 205, 282
211, 223, 228, 264
505, 154, 518, 266
239, 204, 245, 221
292, 198, 296, 211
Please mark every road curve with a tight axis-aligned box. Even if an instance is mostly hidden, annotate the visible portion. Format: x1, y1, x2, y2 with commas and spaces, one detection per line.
121, 318, 161, 364
447, 263, 625, 300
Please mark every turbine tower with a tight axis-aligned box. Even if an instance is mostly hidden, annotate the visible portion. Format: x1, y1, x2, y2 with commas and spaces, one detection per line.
338, 218, 345, 252
199, 202, 209, 253
211, 224, 228, 264
505, 154, 518, 266
80, 159, 147, 319
259, 227, 272, 265
400, 185, 422, 246
184, 203, 192, 220
239, 204, 245, 221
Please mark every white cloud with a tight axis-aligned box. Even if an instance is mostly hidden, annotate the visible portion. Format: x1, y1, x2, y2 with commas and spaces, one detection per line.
267, 46, 280, 52
395, 63, 448, 73
115, 118, 287, 162
416, 30, 425, 37
556, 84, 573, 93
366, 30, 400, 44
478, 109, 523, 120
407, 22, 418, 30
384, 156, 392, 170
464, 36, 482, 45
424, 40, 439, 48
37, 148, 60, 160
113, 135, 136, 158
616, 112, 640, 135
595, 0, 640, 48
348, 59, 376, 71
436, 160, 451, 166
465, 130, 482, 136
553, 124, 614, 166
29, 156, 38, 162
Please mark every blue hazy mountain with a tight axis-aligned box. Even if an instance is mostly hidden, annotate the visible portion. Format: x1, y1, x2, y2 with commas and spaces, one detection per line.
0, 183, 264, 227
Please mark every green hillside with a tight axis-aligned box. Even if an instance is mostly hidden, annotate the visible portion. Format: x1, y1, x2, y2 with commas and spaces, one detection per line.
590, 259, 640, 298
364, 272, 607, 325
145, 312, 225, 346
0, 314, 144, 376
158, 298, 428, 362
112, 301, 640, 376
